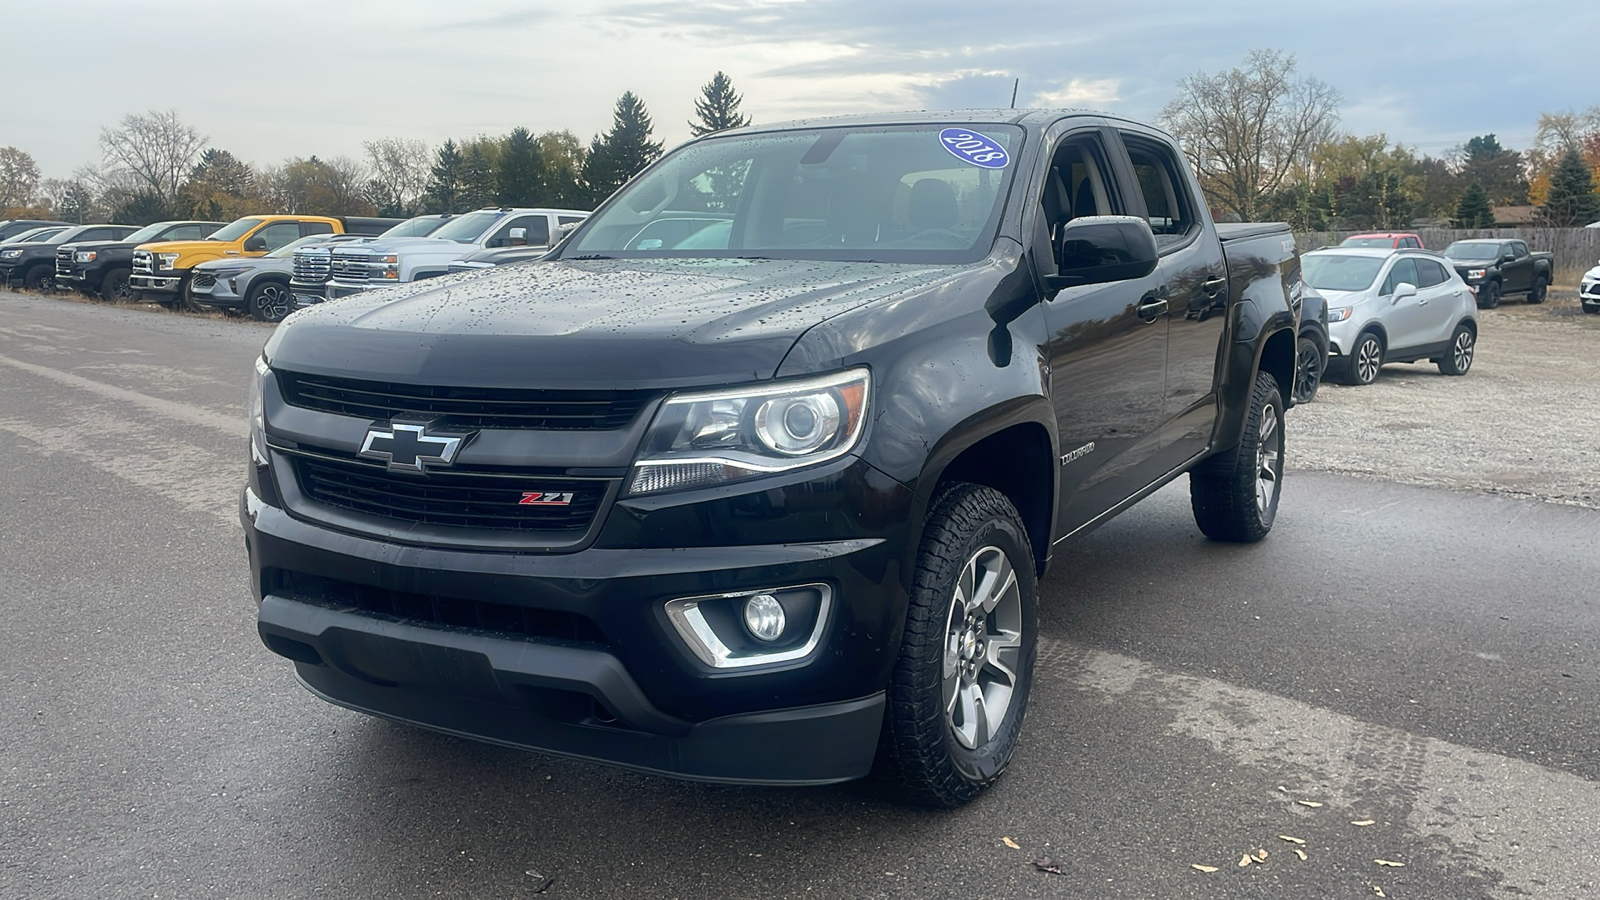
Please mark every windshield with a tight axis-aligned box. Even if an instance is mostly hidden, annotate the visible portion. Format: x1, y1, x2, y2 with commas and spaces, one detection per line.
382, 216, 450, 238
207, 217, 264, 243
428, 211, 505, 243
565, 124, 1023, 263
1302, 254, 1385, 292
1444, 243, 1498, 260
1340, 237, 1395, 248
123, 222, 177, 244
267, 235, 331, 259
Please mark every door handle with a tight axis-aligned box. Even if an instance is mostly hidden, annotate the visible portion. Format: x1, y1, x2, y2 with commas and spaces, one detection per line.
1200, 276, 1227, 296
1137, 297, 1168, 322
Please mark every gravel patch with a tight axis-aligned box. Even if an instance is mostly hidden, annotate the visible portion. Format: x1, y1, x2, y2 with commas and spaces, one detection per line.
1292, 290, 1600, 508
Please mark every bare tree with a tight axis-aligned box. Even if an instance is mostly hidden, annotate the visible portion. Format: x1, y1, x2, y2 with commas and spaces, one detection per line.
362, 137, 432, 216
1532, 107, 1600, 156
0, 146, 41, 210
98, 109, 208, 205
1160, 49, 1341, 221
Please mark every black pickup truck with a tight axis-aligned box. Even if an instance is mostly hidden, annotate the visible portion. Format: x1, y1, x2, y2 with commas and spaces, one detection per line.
1442, 238, 1555, 308
56, 220, 224, 301
245, 110, 1300, 807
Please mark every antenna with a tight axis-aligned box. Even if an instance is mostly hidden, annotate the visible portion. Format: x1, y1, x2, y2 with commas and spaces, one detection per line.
1010, 79, 1020, 108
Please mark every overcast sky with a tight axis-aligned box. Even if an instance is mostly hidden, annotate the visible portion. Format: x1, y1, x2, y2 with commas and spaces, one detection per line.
6, 0, 1598, 179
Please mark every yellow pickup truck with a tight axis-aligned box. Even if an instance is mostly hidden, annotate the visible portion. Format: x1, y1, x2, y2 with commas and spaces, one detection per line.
130, 214, 399, 307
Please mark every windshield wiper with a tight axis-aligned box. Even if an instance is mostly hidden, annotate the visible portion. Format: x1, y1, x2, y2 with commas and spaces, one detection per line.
569, 254, 615, 260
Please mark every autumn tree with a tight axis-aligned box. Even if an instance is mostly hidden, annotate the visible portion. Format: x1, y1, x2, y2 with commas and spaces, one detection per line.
1160, 49, 1340, 221
689, 72, 752, 137
98, 109, 207, 207
537, 130, 587, 208
181, 148, 257, 221
0, 146, 41, 211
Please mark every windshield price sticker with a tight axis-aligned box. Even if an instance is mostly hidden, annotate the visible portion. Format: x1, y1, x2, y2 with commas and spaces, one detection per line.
939, 129, 1010, 169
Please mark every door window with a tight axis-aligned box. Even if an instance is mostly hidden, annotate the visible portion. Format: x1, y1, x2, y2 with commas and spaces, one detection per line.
490, 216, 549, 247
252, 222, 301, 252
1510, 241, 1528, 258
1381, 258, 1420, 294
162, 224, 203, 240
1121, 135, 1199, 250
1414, 258, 1448, 287
1038, 135, 1118, 265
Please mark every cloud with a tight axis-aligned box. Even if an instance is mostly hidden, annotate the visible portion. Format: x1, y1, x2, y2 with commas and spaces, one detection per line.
1031, 79, 1121, 109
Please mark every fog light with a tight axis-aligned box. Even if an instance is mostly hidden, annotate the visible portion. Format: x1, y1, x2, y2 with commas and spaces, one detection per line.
743, 594, 785, 642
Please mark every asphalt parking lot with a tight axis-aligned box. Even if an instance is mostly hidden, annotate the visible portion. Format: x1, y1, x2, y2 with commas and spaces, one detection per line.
2, 288, 1596, 899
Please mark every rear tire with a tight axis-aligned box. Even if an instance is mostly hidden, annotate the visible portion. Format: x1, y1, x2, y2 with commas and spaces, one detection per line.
1190, 370, 1284, 543
1437, 323, 1476, 376
1291, 335, 1324, 404
1527, 276, 1547, 305
875, 484, 1037, 808
1476, 280, 1501, 309
99, 267, 133, 303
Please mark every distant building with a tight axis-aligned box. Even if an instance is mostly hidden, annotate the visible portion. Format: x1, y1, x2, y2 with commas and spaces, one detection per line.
1491, 206, 1539, 228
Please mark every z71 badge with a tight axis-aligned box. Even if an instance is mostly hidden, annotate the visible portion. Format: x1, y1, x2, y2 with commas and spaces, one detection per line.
519, 491, 575, 506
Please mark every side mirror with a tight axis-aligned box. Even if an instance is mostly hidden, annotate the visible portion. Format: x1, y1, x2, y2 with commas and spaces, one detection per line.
243, 236, 267, 252
1043, 216, 1159, 291
1391, 282, 1417, 303
509, 228, 526, 243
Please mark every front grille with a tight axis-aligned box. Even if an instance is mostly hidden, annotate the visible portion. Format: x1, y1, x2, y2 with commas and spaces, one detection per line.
268, 569, 610, 646
191, 272, 217, 289
55, 247, 73, 277
331, 253, 371, 281
277, 370, 655, 431
132, 250, 154, 276
293, 251, 330, 283
294, 455, 606, 533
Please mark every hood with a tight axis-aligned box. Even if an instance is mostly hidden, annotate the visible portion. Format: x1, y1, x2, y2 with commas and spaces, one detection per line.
333, 237, 455, 255
135, 239, 230, 256
265, 256, 964, 390
195, 256, 291, 274
1583, 264, 1600, 281
59, 239, 139, 253
1311, 289, 1367, 305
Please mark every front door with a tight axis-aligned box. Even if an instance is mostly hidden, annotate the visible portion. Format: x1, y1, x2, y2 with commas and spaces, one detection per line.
1040, 129, 1168, 537
1380, 256, 1432, 352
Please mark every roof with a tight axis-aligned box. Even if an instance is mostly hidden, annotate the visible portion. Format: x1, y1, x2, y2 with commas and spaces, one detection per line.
1347, 232, 1418, 238
718, 107, 1140, 137
1491, 205, 1539, 225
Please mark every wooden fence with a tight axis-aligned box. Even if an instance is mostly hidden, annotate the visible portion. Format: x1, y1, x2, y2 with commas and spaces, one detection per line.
1293, 228, 1600, 284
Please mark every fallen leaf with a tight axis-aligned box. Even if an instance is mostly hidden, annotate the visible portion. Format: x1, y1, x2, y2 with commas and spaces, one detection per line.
1298, 800, 1324, 808
1254, 849, 1269, 862
1278, 835, 1306, 845
1191, 864, 1219, 873
1293, 849, 1308, 861
1374, 887, 1387, 897
1351, 820, 1376, 827
1238, 853, 1253, 868
1375, 859, 1406, 868
1031, 856, 1065, 876
1002, 837, 1021, 850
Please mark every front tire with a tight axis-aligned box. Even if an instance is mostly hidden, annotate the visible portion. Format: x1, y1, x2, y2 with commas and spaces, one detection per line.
248, 280, 294, 322
1341, 331, 1384, 385
99, 267, 133, 303
23, 265, 55, 292
1476, 280, 1501, 309
1527, 276, 1547, 305
1190, 370, 1285, 543
1292, 335, 1324, 404
1437, 323, 1476, 376
876, 484, 1037, 808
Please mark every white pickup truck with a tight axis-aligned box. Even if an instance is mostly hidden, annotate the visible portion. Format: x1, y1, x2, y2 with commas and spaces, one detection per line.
316, 207, 588, 300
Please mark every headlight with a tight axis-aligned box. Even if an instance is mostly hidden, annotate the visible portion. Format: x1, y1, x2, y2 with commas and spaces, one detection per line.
158, 253, 182, 269
629, 368, 871, 495
0, 249, 22, 260
1466, 268, 1486, 280
1328, 307, 1352, 322
74, 250, 98, 263
248, 357, 269, 466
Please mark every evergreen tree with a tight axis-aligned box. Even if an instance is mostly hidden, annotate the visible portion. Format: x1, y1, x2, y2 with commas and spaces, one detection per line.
1457, 135, 1528, 207
181, 148, 256, 220
496, 127, 546, 207
112, 191, 173, 226
459, 143, 497, 209
1453, 182, 1493, 228
689, 72, 752, 137
425, 140, 464, 213
1541, 147, 1600, 227
582, 92, 664, 205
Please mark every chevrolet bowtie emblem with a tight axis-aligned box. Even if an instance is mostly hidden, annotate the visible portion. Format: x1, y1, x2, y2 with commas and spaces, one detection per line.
358, 423, 469, 473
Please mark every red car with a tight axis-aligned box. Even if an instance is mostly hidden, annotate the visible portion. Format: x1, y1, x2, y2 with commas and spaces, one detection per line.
1340, 232, 1425, 249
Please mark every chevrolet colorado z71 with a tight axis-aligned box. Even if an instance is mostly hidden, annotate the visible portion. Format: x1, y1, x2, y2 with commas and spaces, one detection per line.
245, 110, 1300, 807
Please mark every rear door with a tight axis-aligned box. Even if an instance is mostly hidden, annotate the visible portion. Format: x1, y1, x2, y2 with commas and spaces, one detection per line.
1111, 129, 1228, 475
1038, 124, 1168, 537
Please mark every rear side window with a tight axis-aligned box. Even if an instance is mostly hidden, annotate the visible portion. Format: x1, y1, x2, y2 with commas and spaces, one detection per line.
1510, 241, 1527, 257
301, 221, 334, 237
1400, 237, 1420, 249
1121, 135, 1198, 250
1414, 258, 1448, 287
162, 224, 203, 240
1381, 257, 1420, 294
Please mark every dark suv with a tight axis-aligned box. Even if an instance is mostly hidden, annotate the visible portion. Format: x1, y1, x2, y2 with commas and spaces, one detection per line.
56, 220, 224, 302
1, 223, 139, 291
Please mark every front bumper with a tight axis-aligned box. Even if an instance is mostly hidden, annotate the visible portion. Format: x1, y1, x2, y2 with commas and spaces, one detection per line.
129, 273, 181, 294
189, 276, 244, 307
326, 280, 374, 299
1582, 284, 1600, 312
242, 453, 914, 784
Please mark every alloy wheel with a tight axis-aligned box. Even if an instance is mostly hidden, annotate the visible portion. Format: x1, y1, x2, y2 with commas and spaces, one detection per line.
1356, 337, 1381, 383
942, 545, 1024, 750
1255, 401, 1281, 515
1452, 329, 1474, 372
1293, 340, 1322, 403
255, 284, 293, 322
